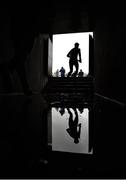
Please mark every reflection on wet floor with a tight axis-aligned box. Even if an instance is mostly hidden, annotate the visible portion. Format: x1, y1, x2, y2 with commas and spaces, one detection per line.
50, 107, 93, 154
0, 93, 126, 178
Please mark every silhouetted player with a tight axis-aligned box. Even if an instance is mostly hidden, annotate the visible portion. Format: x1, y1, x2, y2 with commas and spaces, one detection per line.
59, 107, 65, 116
66, 108, 81, 144
59, 67, 66, 77
67, 43, 82, 77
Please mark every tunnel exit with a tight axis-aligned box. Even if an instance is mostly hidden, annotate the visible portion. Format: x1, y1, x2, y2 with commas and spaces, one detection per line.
52, 32, 93, 77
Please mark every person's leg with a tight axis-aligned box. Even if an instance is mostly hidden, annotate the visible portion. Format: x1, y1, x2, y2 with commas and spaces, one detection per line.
73, 108, 78, 126
67, 60, 73, 77
74, 61, 79, 76
67, 108, 73, 128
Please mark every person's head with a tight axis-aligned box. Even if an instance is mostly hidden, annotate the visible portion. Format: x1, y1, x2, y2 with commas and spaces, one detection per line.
74, 138, 79, 144
59, 108, 65, 116
74, 42, 79, 48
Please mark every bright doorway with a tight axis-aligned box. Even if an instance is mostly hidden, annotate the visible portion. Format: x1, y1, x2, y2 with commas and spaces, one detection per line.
52, 32, 93, 77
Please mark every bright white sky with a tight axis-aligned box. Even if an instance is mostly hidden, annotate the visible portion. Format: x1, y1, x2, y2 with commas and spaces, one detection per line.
52, 32, 93, 76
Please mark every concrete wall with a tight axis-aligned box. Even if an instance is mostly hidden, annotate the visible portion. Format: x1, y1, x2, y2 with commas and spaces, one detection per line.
52, 11, 89, 34
0, 7, 49, 93
48, 38, 53, 77
25, 34, 49, 93
94, 15, 126, 104
0, 8, 15, 92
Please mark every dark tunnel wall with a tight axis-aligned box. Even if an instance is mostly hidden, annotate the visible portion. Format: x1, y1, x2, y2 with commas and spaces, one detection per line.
0, 5, 126, 104
0, 8, 16, 92
94, 14, 126, 104
0, 7, 45, 93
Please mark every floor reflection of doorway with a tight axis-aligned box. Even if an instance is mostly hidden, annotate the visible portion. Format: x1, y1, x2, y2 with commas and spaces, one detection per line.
48, 106, 93, 155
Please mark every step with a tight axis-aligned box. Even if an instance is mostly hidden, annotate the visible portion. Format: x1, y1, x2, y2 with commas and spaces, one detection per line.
43, 89, 93, 93
49, 77, 93, 80
44, 82, 94, 86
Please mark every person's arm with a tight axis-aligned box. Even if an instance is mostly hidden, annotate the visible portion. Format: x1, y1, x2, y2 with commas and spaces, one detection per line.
67, 50, 71, 58
77, 123, 82, 138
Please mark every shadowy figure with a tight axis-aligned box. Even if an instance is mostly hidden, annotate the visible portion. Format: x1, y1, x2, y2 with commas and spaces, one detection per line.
67, 43, 82, 77
55, 69, 59, 77
59, 67, 66, 77
78, 69, 84, 77
66, 108, 81, 144
59, 107, 65, 116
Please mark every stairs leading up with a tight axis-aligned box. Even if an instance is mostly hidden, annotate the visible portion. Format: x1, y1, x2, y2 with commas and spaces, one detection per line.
42, 76, 94, 94
41, 76, 94, 105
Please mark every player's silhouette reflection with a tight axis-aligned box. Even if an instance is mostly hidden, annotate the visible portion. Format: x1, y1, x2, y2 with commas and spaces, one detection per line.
54, 107, 60, 112
66, 108, 81, 144
78, 107, 84, 114
59, 107, 65, 116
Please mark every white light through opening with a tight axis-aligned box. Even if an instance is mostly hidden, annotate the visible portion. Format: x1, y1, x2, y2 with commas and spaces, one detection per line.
52, 32, 93, 77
